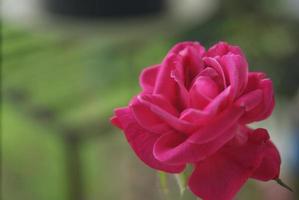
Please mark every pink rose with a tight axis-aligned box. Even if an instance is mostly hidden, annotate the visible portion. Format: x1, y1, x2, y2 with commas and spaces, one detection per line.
111, 41, 281, 200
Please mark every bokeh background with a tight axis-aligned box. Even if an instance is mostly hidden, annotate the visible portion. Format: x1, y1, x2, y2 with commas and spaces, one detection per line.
1, 0, 299, 199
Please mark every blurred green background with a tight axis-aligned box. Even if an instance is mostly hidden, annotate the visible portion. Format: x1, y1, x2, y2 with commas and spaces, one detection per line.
1, 0, 299, 199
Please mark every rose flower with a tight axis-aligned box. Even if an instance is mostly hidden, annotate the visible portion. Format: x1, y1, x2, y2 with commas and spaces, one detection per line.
111, 42, 281, 200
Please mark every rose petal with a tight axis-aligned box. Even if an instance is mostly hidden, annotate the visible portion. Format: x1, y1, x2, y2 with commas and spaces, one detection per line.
240, 79, 275, 123
170, 69, 190, 108
206, 41, 245, 57
153, 125, 238, 165
152, 106, 244, 165
204, 86, 231, 115
154, 42, 205, 108
179, 108, 211, 125
170, 41, 205, 57
235, 89, 263, 112
255, 79, 275, 120
170, 42, 206, 105
189, 105, 244, 144
111, 116, 122, 129
203, 57, 227, 88
112, 107, 185, 173
189, 76, 220, 109
226, 125, 250, 146
243, 72, 266, 93
153, 53, 186, 110
251, 140, 281, 181
138, 95, 196, 134
130, 98, 170, 133
139, 64, 160, 93
177, 45, 205, 88
188, 128, 272, 200
198, 67, 219, 79
220, 54, 248, 101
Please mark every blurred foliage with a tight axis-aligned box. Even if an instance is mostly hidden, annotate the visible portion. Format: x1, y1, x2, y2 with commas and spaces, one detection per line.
1, 23, 175, 200
2, 103, 67, 200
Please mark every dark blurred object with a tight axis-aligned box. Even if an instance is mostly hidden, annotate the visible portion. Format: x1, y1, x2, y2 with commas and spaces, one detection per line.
45, 0, 165, 18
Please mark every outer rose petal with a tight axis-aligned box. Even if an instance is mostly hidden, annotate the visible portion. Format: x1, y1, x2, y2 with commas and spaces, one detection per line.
153, 125, 237, 165
188, 128, 275, 200
251, 140, 281, 181
139, 64, 160, 93
111, 116, 122, 129
190, 105, 244, 143
153, 106, 244, 165
136, 94, 196, 134
240, 79, 275, 123
243, 72, 266, 93
112, 107, 185, 173
235, 89, 263, 111
254, 79, 275, 120
130, 97, 170, 133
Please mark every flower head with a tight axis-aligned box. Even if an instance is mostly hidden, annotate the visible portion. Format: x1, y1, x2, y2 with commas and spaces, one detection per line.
111, 41, 280, 200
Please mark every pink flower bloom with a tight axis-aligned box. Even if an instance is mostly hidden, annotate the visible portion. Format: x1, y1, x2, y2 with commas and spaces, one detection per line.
111, 41, 281, 200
